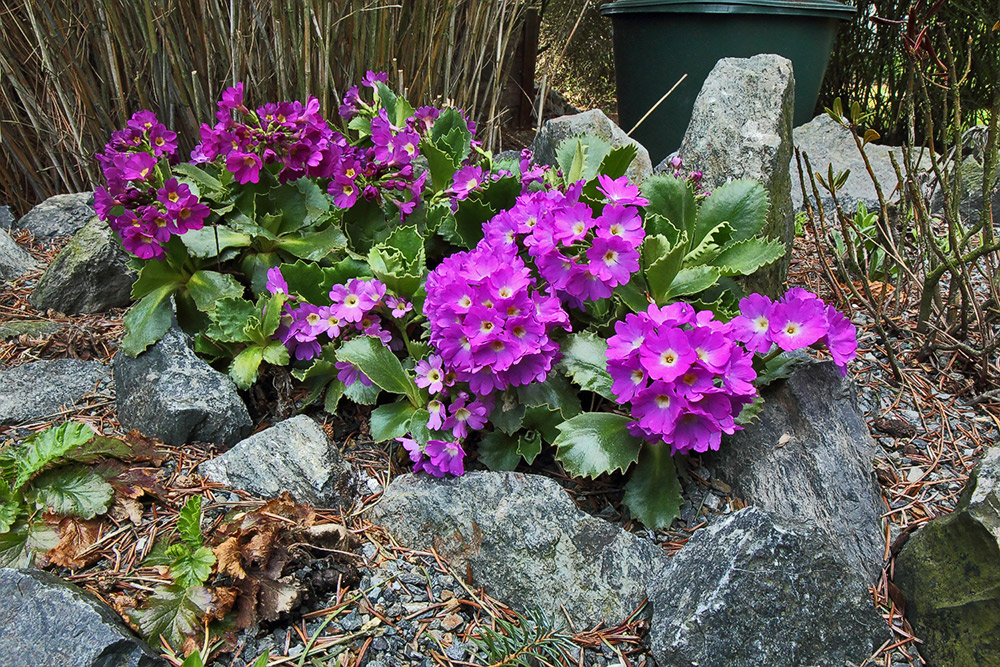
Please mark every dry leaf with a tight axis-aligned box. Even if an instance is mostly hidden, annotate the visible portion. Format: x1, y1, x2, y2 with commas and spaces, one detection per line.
214, 537, 248, 579
46, 517, 102, 569
776, 433, 791, 448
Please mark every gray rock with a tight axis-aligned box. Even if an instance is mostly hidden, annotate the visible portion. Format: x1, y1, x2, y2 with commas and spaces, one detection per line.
199, 415, 356, 508
15, 192, 95, 238
894, 446, 1000, 666
708, 361, 884, 581
648, 507, 889, 666
0, 359, 111, 425
0, 568, 165, 667
678, 54, 796, 297
29, 215, 135, 315
530, 109, 653, 184
0, 205, 12, 230
929, 151, 999, 228
0, 320, 65, 340
792, 113, 913, 215
114, 326, 251, 446
368, 471, 666, 627
0, 227, 37, 280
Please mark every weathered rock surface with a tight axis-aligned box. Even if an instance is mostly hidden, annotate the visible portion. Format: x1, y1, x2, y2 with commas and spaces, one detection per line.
0, 359, 111, 425
0, 205, 13, 230
0, 320, 65, 339
0, 227, 37, 280
708, 360, 884, 580
648, 507, 889, 666
678, 54, 796, 297
199, 416, 356, 508
369, 471, 667, 627
0, 568, 165, 667
29, 215, 135, 315
530, 108, 653, 184
114, 326, 251, 447
791, 113, 909, 215
929, 152, 1000, 228
15, 192, 95, 238
894, 446, 1000, 666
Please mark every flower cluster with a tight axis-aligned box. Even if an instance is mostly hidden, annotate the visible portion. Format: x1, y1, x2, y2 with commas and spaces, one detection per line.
607, 303, 756, 455
94, 111, 209, 259
398, 435, 467, 477
730, 287, 858, 376
484, 175, 646, 308
423, 239, 570, 395
267, 268, 410, 367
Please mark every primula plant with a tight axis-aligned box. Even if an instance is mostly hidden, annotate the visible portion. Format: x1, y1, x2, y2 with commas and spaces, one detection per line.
97, 73, 858, 529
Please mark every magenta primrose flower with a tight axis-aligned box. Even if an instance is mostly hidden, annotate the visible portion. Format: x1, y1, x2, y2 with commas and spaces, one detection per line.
415, 355, 446, 394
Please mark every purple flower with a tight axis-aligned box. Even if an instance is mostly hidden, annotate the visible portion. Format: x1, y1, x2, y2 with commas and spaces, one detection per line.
335, 361, 373, 387
415, 356, 446, 394
769, 289, 828, 351
822, 305, 858, 376
386, 295, 412, 319
640, 328, 697, 383
423, 439, 466, 476
427, 399, 446, 430
596, 174, 649, 207
227, 151, 263, 184
731, 294, 775, 354
450, 166, 483, 200
119, 152, 157, 182
586, 235, 639, 288
397, 436, 424, 464
266, 267, 289, 296
444, 395, 488, 439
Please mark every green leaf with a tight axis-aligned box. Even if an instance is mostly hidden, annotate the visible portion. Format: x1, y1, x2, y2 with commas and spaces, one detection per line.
181, 651, 205, 667
337, 336, 419, 404
477, 431, 520, 472
133, 584, 212, 648
172, 162, 224, 193
517, 374, 582, 421
278, 258, 370, 306
755, 352, 805, 387
167, 543, 216, 588
370, 402, 417, 443
186, 270, 245, 312
430, 108, 473, 164
563, 139, 586, 184
408, 409, 432, 445
367, 225, 426, 297
275, 224, 348, 261
622, 445, 683, 529
28, 466, 114, 520
204, 297, 257, 343
522, 405, 564, 444
598, 144, 639, 179
666, 266, 722, 299
641, 174, 697, 235
122, 285, 175, 356
643, 233, 688, 304
0, 520, 58, 568
711, 238, 786, 276
441, 197, 492, 249
344, 380, 381, 405
489, 393, 526, 435
262, 341, 289, 366
419, 140, 459, 192
177, 495, 205, 549
343, 198, 389, 253
683, 221, 732, 266
693, 179, 769, 246
735, 395, 765, 425
14, 422, 96, 490
324, 380, 346, 414
131, 260, 186, 301
557, 332, 615, 401
0, 481, 21, 533
555, 135, 612, 184
179, 226, 252, 259
552, 413, 642, 478
229, 345, 264, 390
517, 430, 543, 465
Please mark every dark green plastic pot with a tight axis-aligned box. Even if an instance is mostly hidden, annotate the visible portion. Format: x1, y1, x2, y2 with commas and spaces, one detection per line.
601, 0, 855, 162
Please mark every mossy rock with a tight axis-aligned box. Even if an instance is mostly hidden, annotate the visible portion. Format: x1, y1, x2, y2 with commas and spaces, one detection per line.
0, 320, 65, 339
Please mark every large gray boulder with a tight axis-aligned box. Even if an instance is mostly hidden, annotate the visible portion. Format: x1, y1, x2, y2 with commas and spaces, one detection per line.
0, 568, 165, 667
199, 416, 357, 508
114, 326, 251, 447
0, 227, 37, 280
0, 359, 111, 425
678, 54, 796, 297
0, 205, 12, 230
369, 471, 667, 628
708, 361, 885, 581
648, 507, 889, 666
15, 192, 95, 238
894, 446, 1000, 666
530, 108, 653, 184
929, 151, 999, 228
29, 216, 135, 315
791, 113, 909, 216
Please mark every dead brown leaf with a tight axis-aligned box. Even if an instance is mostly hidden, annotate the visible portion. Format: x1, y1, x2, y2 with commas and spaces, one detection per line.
46, 517, 102, 569
214, 537, 248, 579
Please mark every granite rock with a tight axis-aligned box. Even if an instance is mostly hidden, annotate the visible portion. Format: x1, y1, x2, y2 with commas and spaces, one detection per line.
0, 359, 111, 425
0, 227, 37, 280
15, 192, 95, 238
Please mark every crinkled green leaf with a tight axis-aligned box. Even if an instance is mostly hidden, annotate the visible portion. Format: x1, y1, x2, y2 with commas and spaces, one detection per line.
489, 393, 526, 435
735, 396, 765, 425
598, 143, 639, 180
133, 584, 212, 648
419, 139, 459, 193
517, 430, 543, 465
13, 422, 96, 490
641, 174, 697, 235
666, 266, 722, 299
177, 496, 205, 549
557, 332, 615, 401
368, 225, 425, 297
553, 413, 642, 478
555, 135, 612, 184
756, 352, 805, 387
642, 233, 688, 305
442, 197, 492, 249
172, 162, 224, 193
324, 379, 346, 414
122, 285, 175, 356
431, 108, 473, 164
344, 379, 381, 405
477, 431, 520, 472
278, 258, 371, 306
693, 178, 769, 247
28, 466, 114, 520
230, 345, 264, 390
343, 197, 389, 253
370, 401, 417, 443
622, 445, 683, 530
0, 481, 21, 533
204, 297, 256, 343
337, 336, 419, 403
261, 341, 289, 366
275, 224, 347, 261
167, 543, 215, 589
131, 260, 186, 301
179, 226, 252, 259
516, 374, 582, 421
0, 520, 58, 568
186, 270, 245, 313
683, 221, 732, 266
711, 238, 786, 276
